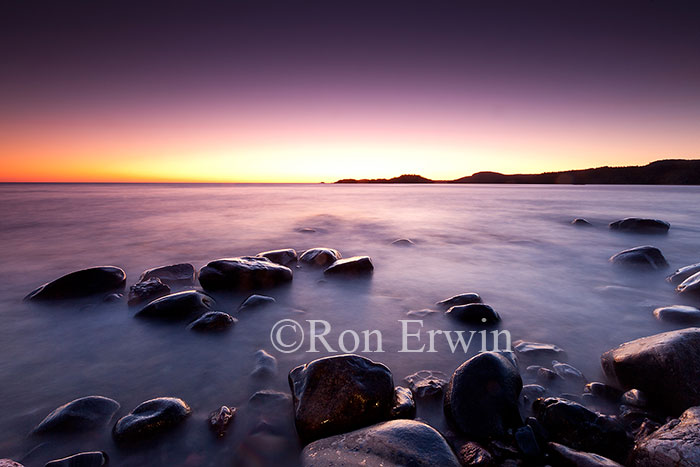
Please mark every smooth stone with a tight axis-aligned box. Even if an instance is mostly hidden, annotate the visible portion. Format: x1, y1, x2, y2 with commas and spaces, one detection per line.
631, 406, 700, 466
140, 263, 196, 286
572, 218, 593, 226
136, 290, 214, 320
525, 365, 544, 378
403, 370, 449, 398
513, 340, 567, 365
444, 352, 522, 439
584, 382, 623, 403
188, 311, 236, 331
102, 293, 122, 303
0, 461, 24, 467
601, 328, 700, 414
609, 245, 668, 270
127, 277, 170, 306
389, 386, 416, 420
209, 406, 236, 438
609, 218, 670, 234
445, 303, 500, 324
298, 248, 341, 267
45, 451, 107, 467
436, 292, 483, 308
248, 389, 292, 409
323, 256, 374, 276
251, 350, 277, 378
238, 294, 276, 311
533, 397, 630, 462
515, 425, 541, 458
456, 441, 494, 466
113, 397, 191, 443
289, 354, 394, 443
621, 389, 649, 408
25, 266, 126, 301
537, 368, 564, 385
391, 238, 414, 246
653, 305, 700, 323
548, 442, 623, 467
677, 271, 700, 295
33, 396, 120, 434
301, 419, 460, 467
520, 384, 547, 409
667, 262, 700, 285
199, 257, 293, 291
256, 249, 298, 266
552, 360, 586, 388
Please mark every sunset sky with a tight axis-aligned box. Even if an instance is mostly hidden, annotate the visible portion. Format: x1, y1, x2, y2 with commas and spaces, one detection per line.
1, 1, 699, 182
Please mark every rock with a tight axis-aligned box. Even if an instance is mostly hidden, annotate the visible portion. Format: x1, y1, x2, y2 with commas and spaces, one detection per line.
631, 406, 700, 466
513, 340, 567, 365
445, 303, 500, 324
257, 249, 298, 266
199, 257, 293, 291
390, 387, 416, 419
653, 305, 700, 323
238, 294, 276, 311
406, 308, 438, 317
391, 238, 414, 246
548, 442, 623, 467
298, 227, 316, 233
457, 441, 494, 466
404, 370, 449, 398
103, 293, 122, 303
33, 396, 120, 434
323, 256, 374, 276
436, 293, 483, 308
584, 382, 623, 403
139, 263, 196, 286
298, 248, 341, 267
552, 360, 586, 389
667, 262, 700, 285
45, 451, 107, 467
209, 406, 236, 438
520, 384, 547, 411
609, 218, 670, 234
127, 277, 170, 306
600, 328, 700, 414
248, 389, 292, 409
136, 290, 214, 320
677, 272, 700, 295
444, 352, 522, 439
301, 419, 460, 466
515, 425, 541, 458
251, 350, 277, 378
113, 397, 191, 443
572, 218, 593, 226
621, 389, 649, 408
25, 266, 126, 301
537, 368, 564, 385
288, 354, 394, 442
0, 461, 24, 467
533, 397, 630, 461
609, 245, 668, 270
188, 311, 236, 331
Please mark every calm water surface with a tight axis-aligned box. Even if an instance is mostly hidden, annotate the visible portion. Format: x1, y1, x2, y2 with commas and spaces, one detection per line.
1, 183, 699, 466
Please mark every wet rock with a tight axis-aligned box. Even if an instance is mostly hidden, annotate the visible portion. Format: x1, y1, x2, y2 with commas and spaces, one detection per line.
436, 292, 483, 308
533, 397, 630, 461
609, 218, 670, 234
188, 311, 236, 331
520, 384, 547, 411
102, 293, 122, 303
33, 396, 120, 434
552, 360, 586, 389
677, 271, 700, 296
127, 277, 170, 306
298, 248, 341, 267
621, 389, 649, 408
445, 303, 500, 324
406, 308, 438, 317
601, 327, 700, 414
248, 389, 292, 410
403, 370, 449, 398
301, 419, 460, 466
537, 368, 564, 385
251, 350, 277, 378
609, 245, 668, 270
199, 257, 293, 292
238, 294, 276, 312
257, 249, 298, 266
389, 387, 415, 420
45, 451, 107, 467
113, 397, 191, 443
515, 425, 541, 458
25, 266, 126, 301
289, 354, 394, 442
514, 340, 567, 365
457, 441, 494, 466
572, 218, 593, 226
667, 262, 700, 285
525, 365, 544, 378
548, 442, 623, 467
584, 382, 623, 403
444, 352, 522, 439
140, 263, 196, 286
631, 406, 700, 466
391, 238, 414, 246
209, 406, 236, 438
323, 256, 374, 276
0, 461, 23, 467
653, 304, 700, 323
136, 290, 214, 321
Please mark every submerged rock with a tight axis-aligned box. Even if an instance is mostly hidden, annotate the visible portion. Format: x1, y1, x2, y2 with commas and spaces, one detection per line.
572, 218, 593, 226
601, 327, 700, 414
188, 311, 236, 331
389, 387, 416, 419
667, 262, 700, 285
199, 257, 293, 291
209, 405, 236, 438
404, 370, 449, 399
445, 303, 500, 324
391, 238, 415, 246
251, 350, 277, 378
113, 397, 191, 443
609, 245, 668, 270
0, 461, 24, 467
45, 451, 107, 467
127, 277, 170, 306
298, 248, 341, 267
238, 294, 276, 312
677, 271, 700, 296
514, 340, 567, 365
653, 305, 700, 323
136, 290, 214, 321
289, 354, 394, 442
444, 352, 522, 439
609, 218, 670, 234
323, 256, 374, 276
33, 396, 120, 434
436, 293, 483, 308
548, 442, 623, 467
139, 263, 196, 286
631, 406, 700, 466
584, 382, 623, 403
301, 419, 460, 467
257, 249, 298, 266
25, 266, 126, 301
552, 360, 587, 389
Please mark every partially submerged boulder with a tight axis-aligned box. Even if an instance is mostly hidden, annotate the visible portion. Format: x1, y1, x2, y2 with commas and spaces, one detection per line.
188, 311, 236, 331
631, 406, 700, 466
653, 305, 700, 324
113, 397, 190, 443
677, 272, 700, 296
238, 294, 276, 312
445, 303, 500, 324
136, 290, 214, 321
572, 218, 593, 227
609, 246, 668, 270
199, 257, 292, 292
323, 256, 374, 276
127, 277, 170, 306
257, 249, 298, 266
436, 293, 482, 308
513, 340, 567, 365
139, 263, 196, 286
609, 218, 670, 234
298, 248, 341, 267
45, 451, 108, 467
667, 262, 700, 285
403, 370, 449, 399
25, 266, 126, 301
33, 396, 120, 434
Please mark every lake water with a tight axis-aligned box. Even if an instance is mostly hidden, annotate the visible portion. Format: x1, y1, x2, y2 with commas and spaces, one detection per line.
1, 183, 699, 466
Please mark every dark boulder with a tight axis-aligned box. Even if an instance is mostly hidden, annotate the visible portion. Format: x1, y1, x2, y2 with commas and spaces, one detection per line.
288, 354, 394, 443
45, 451, 107, 467
436, 293, 483, 308
209, 405, 236, 438
199, 257, 292, 292
653, 305, 700, 323
572, 218, 593, 227
609, 218, 670, 234
389, 387, 416, 419
600, 328, 700, 414
127, 277, 170, 306
113, 397, 190, 443
677, 272, 700, 295
25, 266, 126, 301
514, 340, 567, 365
548, 442, 623, 467
323, 256, 374, 276
238, 294, 276, 312
444, 352, 522, 439
188, 311, 236, 331
457, 441, 494, 466
256, 249, 298, 266
33, 396, 120, 434
298, 248, 341, 267
136, 290, 214, 321
445, 303, 500, 324
631, 406, 700, 466
584, 382, 623, 403
301, 419, 460, 467
515, 425, 541, 458
139, 263, 196, 286
403, 370, 449, 399
609, 245, 668, 270
621, 389, 649, 408
666, 262, 700, 285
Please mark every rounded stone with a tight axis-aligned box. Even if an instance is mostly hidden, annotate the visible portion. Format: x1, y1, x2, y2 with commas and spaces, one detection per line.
436, 293, 483, 308
33, 396, 120, 434
445, 303, 500, 324
256, 249, 298, 266
609, 245, 668, 270
113, 397, 191, 443
609, 218, 670, 234
323, 256, 374, 276
136, 290, 214, 320
298, 248, 341, 267
188, 311, 236, 331
653, 305, 700, 323
128, 277, 170, 306
199, 257, 293, 291
25, 266, 126, 301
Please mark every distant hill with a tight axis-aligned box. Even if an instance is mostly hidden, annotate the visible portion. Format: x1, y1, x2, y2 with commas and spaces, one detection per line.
335, 159, 700, 185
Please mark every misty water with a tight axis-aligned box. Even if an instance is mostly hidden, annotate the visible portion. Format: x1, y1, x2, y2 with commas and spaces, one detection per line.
1, 183, 699, 466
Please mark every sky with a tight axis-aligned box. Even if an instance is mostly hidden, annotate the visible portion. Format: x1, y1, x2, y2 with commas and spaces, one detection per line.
1, 1, 699, 182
